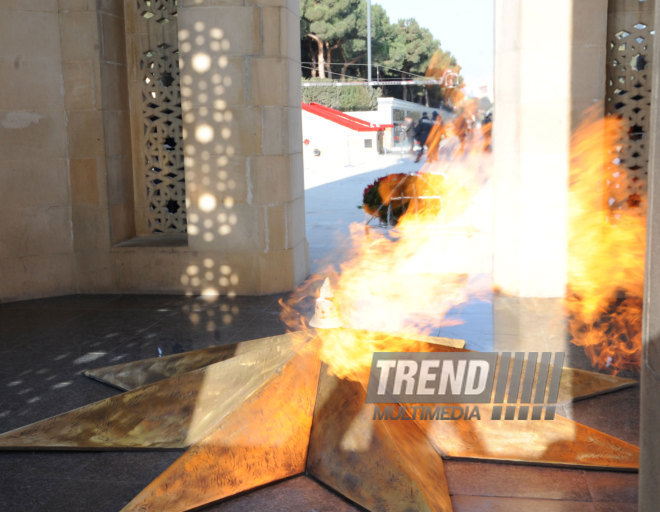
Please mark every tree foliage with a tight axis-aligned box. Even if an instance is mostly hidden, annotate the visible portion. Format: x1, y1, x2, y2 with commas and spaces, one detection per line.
300, 1, 464, 107
302, 78, 382, 111
385, 19, 436, 75
301, 0, 363, 79
383, 19, 442, 102
339, 3, 393, 79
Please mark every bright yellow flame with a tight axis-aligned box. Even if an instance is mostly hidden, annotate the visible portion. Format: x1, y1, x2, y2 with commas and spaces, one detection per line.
565, 110, 646, 373
281, 123, 494, 381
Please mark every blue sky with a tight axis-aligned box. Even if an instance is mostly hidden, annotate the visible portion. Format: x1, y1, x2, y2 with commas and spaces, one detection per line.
373, 0, 494, 98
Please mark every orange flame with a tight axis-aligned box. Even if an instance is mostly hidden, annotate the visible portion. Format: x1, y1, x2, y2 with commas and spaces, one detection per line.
282, 124, 494, 381
566, 110, 646, 374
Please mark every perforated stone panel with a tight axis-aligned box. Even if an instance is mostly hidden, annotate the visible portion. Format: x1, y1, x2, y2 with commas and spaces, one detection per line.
139, 0, 177, 22
605, 1, 654, 208
137, 0, 186, 233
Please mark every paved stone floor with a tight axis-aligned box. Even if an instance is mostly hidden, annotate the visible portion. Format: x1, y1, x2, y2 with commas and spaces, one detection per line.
0, 152, 640, 511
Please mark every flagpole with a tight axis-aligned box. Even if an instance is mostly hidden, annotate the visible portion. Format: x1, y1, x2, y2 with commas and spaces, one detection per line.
367, 0, 372, 83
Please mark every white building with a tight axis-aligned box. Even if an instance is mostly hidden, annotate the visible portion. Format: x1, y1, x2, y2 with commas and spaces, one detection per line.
301, 102, 389, 166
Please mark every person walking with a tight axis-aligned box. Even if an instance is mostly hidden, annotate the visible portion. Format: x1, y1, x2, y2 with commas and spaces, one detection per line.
413, 112, 433, 163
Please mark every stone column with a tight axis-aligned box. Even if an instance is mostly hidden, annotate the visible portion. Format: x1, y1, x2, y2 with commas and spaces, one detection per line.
492, 0, 608, 351
178, 0, 308, 294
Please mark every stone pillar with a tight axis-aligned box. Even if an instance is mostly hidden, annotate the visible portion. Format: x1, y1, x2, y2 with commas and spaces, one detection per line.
179, 0, 308, 294
493, 0, 571, 299
639, 2, 660, 506
492, 0, 608, 351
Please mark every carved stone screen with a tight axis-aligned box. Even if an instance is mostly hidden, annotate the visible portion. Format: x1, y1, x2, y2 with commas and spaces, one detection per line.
605, 0, 655, 208
128, 0, 186, 234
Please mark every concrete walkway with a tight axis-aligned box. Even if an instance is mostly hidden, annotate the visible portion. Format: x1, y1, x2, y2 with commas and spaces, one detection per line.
305, 152, 425, 274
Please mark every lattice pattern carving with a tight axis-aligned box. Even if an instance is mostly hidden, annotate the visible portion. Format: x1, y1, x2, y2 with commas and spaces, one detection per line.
605, 8, 654, 209
139, 0, 178, 23
137, 0, 186, 233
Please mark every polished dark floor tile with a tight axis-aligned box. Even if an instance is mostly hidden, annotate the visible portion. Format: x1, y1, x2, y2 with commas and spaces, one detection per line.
556, 387, 640, 446
451, 495, 597, 512
0, 450, 176, 512
585, 470, 638, 503
445, 461, 592, 501
592, 503, 637, 512
0, 294, 118, 311
0, 308, 84, 347
207, 476, 364, 511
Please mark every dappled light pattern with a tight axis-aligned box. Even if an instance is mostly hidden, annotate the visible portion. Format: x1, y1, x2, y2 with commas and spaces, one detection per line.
0, 321, 161, 432
176, 16, 246, 303
179, 277, 242, 330
0, 294, 287, 434
181, 261, 239, 297
180, 20, 237, 244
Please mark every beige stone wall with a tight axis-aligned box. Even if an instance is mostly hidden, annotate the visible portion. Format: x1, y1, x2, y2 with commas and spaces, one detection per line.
64, 0, 129, 293
0, 0, 137, 301
572, 0, 609, 128
491, 0, 609, 353
0, 1, 75, 301
0, 0, 307, 301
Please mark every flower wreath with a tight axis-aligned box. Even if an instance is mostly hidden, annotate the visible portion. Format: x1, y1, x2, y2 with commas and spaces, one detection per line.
360, 173, 418, 225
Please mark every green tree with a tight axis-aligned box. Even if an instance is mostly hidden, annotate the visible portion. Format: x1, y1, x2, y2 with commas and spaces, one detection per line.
300, 3, 464, 108
301, 0, 364, 79
338, 3, 393, 80
302, 78, 382, 111
383, 19, 440, 102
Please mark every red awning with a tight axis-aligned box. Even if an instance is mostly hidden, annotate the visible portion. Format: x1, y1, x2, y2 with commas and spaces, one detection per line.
302, 102, 393, 132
